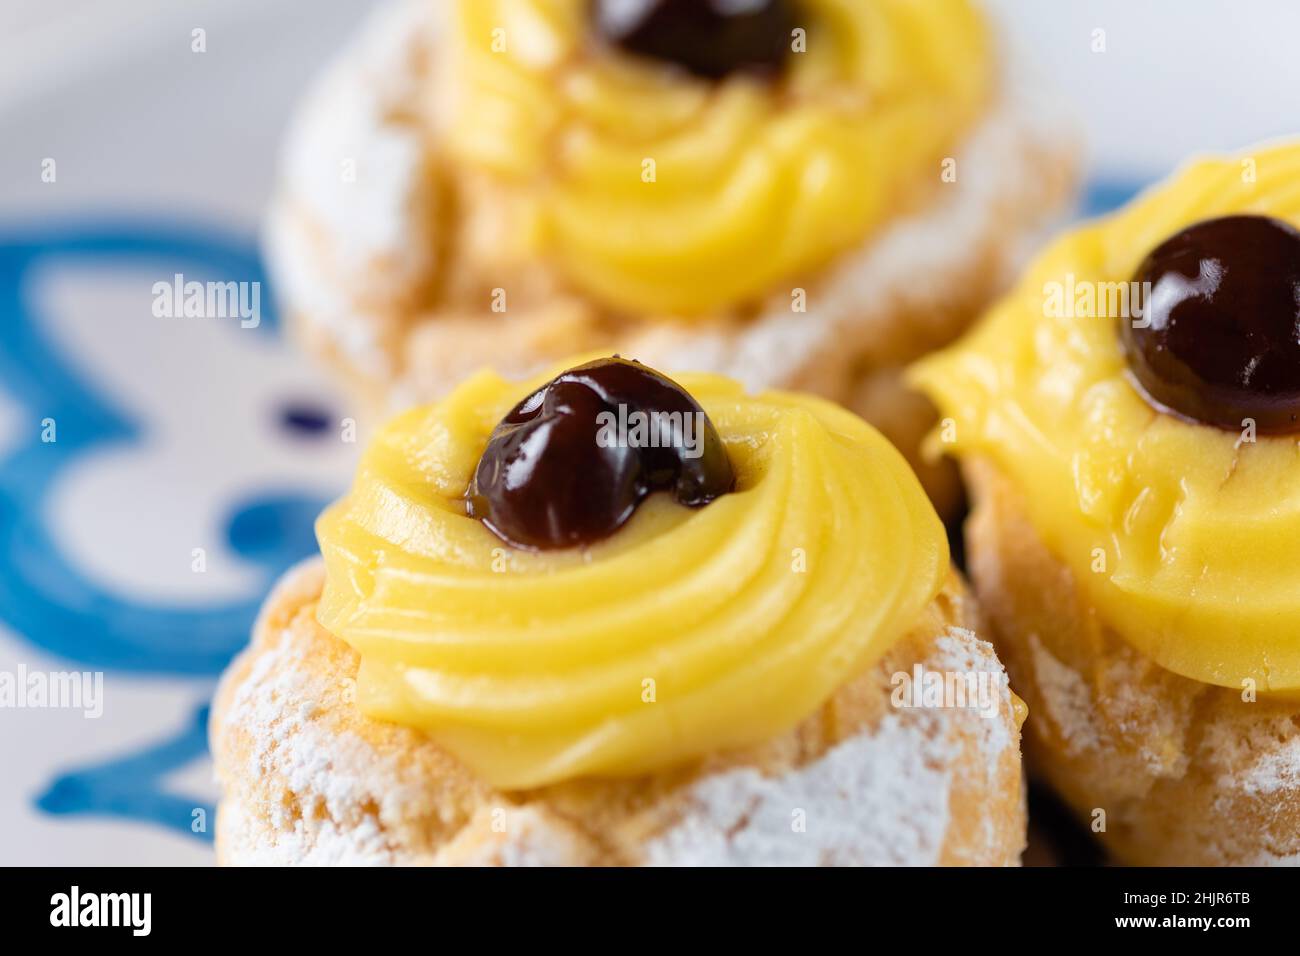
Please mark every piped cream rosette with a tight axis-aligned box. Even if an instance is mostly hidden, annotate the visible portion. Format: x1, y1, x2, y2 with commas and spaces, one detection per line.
317, 364, 947, 788
444, 0, 990, 314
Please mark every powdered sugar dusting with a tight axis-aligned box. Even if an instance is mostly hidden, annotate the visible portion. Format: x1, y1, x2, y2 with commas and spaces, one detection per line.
643, 626, 1019, 866
215, 566, 461, 865
1205, 717, 1300, 798
219, 630, 403, 865
264, 0, 436, 378
1230, 745, 1300, 797
643, 710, 956, 866
931, 626, 1017, 759
279, 0, 430, 272
445, 807, 596, 867
1028, 633, 1099, 755
220, 796, 399, 867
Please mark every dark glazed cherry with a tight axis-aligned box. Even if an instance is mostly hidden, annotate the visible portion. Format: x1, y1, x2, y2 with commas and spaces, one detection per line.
1121, 215, 1300, 433
590, 0, 796, 81
467, 357, 734, 550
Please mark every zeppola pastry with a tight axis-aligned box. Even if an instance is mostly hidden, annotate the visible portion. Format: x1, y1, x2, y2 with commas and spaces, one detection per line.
265, 0, 1077, 513
911, 142, 1300, 865
211, 358, 1026, 865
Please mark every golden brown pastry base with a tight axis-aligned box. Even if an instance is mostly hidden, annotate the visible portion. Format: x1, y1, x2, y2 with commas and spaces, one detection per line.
965, 459, 1300, 866
211, 561, 1027, 866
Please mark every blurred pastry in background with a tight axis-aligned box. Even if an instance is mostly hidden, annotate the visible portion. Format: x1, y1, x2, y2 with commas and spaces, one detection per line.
264, 0, 1078, 515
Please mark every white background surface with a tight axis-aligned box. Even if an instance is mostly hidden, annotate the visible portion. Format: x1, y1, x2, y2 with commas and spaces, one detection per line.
986, 0, 1300, 179
7, 0, 1300, 216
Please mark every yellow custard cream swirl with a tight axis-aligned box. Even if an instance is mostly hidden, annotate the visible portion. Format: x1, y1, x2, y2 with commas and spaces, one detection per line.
911, 142, 1300, 693
444, 0, 991, 315
316, 366, 947, 788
